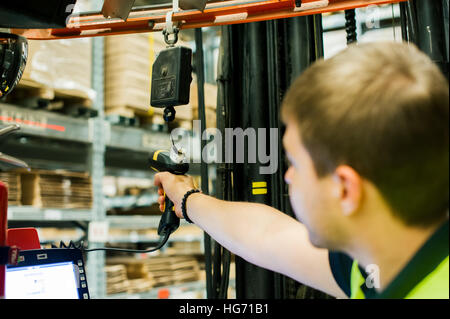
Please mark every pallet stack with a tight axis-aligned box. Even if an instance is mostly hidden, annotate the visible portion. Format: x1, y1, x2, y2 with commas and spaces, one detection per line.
106, 257, 155, 295
105, 264, 130, 295
106, 254, 201, 295
144, 255, 201, 287
20, 170, 93, 209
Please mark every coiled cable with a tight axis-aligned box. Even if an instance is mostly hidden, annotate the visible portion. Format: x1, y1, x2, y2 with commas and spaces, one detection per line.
345, 9, 357, 44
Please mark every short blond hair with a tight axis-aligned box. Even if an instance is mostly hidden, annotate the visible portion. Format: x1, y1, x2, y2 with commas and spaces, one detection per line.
282, 42, 449, 226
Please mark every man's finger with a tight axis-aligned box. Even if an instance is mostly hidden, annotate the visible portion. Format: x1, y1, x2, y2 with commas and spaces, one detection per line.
153, 172, 167, 187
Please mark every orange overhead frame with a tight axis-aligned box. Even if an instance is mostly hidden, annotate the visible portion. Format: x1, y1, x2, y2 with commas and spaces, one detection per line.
12, 0, 407, 40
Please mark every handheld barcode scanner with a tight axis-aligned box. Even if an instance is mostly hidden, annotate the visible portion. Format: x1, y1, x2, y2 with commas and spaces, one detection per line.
149, 148, 189, 237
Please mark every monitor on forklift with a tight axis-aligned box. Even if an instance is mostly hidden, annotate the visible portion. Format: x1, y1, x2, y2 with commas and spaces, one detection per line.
4, 248, 89, 299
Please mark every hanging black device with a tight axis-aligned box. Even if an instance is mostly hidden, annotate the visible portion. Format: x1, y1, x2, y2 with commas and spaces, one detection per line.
150, 46, 193, 122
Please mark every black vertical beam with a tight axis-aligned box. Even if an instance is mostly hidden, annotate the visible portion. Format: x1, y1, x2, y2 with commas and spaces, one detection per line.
194, 27, 214, 299
231, 21, 275, 299
273, 14, 327, 300
399, 2, 409, 41
267, 18, 284, 300
313, 14, 324, 59
217, 12, 328, 299
444, 0, 449, 63
215, 25, 233, 300
400, 0, 449, 78
345, 9, 357, 44
415, 0, 449, 77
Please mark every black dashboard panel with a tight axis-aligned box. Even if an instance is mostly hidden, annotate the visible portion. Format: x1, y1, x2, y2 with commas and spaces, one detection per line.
0, 0, 77, 29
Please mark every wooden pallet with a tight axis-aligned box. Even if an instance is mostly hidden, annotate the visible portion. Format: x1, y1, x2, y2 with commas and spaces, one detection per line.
5, 79, 97, 119
105, 106, 193, 130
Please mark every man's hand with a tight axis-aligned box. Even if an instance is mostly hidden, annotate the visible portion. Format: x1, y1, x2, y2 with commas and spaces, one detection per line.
154, 172, 197, 218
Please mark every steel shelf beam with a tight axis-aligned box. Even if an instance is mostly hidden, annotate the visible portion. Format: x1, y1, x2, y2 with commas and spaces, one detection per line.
107, 215, 190, 229
0, 103, 92, 143
7, 206, 92, 221
106, 124, 172, 153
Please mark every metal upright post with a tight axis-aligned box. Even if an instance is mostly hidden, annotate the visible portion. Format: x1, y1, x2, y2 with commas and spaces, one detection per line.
86, 35, 107, 299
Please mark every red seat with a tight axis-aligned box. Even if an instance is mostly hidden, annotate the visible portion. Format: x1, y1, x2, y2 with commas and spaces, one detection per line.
6, 228, 41, 251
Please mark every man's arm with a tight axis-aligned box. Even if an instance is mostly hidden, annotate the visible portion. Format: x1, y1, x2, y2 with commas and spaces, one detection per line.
154, 172, 347, 298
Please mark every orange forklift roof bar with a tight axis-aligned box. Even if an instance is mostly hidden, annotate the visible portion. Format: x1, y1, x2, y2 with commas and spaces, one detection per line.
11, 0, 407, 40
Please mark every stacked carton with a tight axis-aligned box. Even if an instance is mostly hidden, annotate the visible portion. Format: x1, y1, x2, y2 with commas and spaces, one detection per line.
144, 255, 200, 286
20, 170, 92, 209
106, 257, 155, 295
0, 171, 21, 206
105, 264, 130, 295
104, 33, 167, 117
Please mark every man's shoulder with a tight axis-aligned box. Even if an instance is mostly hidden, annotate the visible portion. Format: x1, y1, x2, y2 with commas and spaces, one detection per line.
328, 251, 371, 298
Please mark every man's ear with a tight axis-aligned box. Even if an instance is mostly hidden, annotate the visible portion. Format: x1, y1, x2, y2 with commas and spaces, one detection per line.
332, 165, 363, 216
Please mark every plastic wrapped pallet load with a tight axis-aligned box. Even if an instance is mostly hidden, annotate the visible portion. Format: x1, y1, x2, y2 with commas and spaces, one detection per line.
21, 38, 95, 103
104, 33, 166, 116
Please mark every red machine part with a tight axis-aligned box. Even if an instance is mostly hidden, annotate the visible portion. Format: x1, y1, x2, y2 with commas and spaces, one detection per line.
11, 0, 407, 40
0, 181, 40, 298
6, 228, 40, 251
0, 182, 8, 298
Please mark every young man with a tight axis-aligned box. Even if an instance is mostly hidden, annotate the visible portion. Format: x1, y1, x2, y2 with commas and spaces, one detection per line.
154, 42, 449, 299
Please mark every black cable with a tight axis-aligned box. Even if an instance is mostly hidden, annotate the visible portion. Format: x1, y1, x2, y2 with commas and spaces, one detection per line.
399, 2, 409, 41
219, 248, 231, 299
82, 233, 170, 253
406, 1, 418, 44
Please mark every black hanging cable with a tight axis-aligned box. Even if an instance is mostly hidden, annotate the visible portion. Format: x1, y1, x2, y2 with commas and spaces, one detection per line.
219, 248, 231, 299
399, 2, 409, 41
406, 1, 418, 44
82, 233, 170, 253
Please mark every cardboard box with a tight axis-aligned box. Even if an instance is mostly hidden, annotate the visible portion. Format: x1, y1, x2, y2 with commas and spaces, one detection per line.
20, 170, 92, 209
0, 171, 21, 206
